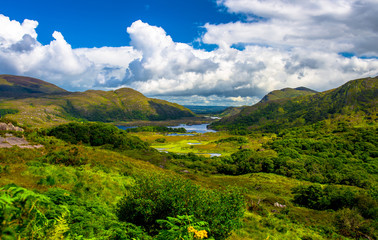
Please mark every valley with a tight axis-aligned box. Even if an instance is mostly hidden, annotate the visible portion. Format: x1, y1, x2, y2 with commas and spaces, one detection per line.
0, 75, 377, 240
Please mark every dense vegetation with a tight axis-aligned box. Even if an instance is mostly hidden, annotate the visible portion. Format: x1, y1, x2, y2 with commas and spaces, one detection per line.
117, 173, 244, 239
212, 77, 377, 133
126, 125, 187, 133
0, 123, 245, 239
47, 122, 150, 151
259, 87, 317, 103
0, 76, 377, 240
0, 108, 19, 117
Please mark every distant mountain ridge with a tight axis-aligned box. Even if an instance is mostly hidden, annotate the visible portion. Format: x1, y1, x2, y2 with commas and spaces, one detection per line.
0, 75, 194, 126
0, 74, 68, 98
259, 86, 317, 103
211, 76, 378, 132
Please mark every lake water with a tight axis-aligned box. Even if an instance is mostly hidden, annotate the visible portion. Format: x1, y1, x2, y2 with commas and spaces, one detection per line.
170, 124, 216, 133
117, 126, 137, 130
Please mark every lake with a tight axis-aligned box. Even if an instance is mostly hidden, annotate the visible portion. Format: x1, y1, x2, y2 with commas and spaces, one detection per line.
117, 123, 216, 135
170, 124, 216, 133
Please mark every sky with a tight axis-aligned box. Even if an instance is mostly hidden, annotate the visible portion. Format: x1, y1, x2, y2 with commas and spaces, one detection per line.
1, 0, 378, 106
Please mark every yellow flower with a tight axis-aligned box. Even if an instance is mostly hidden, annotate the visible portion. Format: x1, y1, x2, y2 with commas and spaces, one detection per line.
194, 230, 208, 239
188, 226, 196, 233
187, 226, 208, 239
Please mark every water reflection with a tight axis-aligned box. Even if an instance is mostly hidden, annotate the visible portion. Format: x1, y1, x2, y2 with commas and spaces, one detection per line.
170, 124, 216, 133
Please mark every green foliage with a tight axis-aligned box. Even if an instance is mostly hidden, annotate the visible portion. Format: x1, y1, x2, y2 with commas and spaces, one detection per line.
155, 138, 166, 143
212, 76, 377, 132
149, 100, 195, 120
116, 173, 244, 239
334, 208, 366, 239
47, 122, 150, 151
0, 109, 19, 117
156, 215, 212, 240
215, 136, 248, 144
0, 185, 68, 239
126, 126, 187, 133
41, 146, 88, 166
259, 87, 317, 103
211, 121, 377, 188
292, 184, 378, 219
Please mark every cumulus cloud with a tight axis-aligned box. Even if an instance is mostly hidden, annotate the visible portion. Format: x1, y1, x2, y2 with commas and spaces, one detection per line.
1, 5, 378, 106
0, 14, 140, 91
125, 22, 378, 99
157, 95, 260, 106
208, 0, 378, 56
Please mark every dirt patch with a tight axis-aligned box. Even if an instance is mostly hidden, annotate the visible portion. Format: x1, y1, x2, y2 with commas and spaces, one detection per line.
0, 134, 43, 149
0, 122, 24, 132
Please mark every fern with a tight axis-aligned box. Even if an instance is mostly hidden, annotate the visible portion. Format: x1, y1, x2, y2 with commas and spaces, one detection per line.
0, 185, 68, 239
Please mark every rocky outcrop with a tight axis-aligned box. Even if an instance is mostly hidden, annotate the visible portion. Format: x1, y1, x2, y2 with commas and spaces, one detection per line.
0, 122, 24, 132
0, 134, 43, 149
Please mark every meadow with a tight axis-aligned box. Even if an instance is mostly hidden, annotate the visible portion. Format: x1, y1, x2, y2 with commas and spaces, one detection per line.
1, 119, 376, 240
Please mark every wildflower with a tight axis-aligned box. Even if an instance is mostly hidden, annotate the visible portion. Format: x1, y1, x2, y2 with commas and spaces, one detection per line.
188, 226, 208, 239
194, 229, 208, 239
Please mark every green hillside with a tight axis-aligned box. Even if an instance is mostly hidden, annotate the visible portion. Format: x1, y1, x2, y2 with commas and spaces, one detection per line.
0, 74, 67, 98
0, 75, 194, 126
212, 76, 378, 132
1, 75, 377, 240
259, 87, 317, 103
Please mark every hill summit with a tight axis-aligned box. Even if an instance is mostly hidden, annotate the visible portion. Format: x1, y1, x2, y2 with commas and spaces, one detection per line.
0, 75, 67, 98
212, 76, 378, 132
0, 75, 194, 126
259, 87, 317, 103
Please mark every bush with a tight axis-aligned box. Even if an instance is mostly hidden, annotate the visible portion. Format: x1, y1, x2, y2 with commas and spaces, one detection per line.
156, 215, 212, 240
334, 208, 365, 238
116, 173, 244, 239
0, 185, 68, 239
292, 184, 378, 220
48, 122, 150, 151
42, 146, 88, 166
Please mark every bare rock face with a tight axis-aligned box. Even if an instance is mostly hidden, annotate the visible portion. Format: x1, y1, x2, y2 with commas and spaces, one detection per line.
0, 122, 24, 132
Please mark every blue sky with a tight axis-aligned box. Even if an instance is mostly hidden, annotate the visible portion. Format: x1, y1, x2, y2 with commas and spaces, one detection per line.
1, 0, 240, 48
1, 0, 378, 106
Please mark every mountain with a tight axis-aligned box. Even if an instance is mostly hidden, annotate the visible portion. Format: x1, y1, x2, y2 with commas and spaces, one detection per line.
211, 76, 378, 132
0, 74, 68, 98
183, 105, 230, 114
259, 87, 317, 103
63, 88, 194, 121
0, 75, 194, 126
218, 106, 243, 118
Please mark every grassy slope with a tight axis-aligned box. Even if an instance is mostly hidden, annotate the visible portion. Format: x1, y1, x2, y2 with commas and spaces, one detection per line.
0, 76, 194, 127
0, 138, 348, 240
212, 77, 378, 131
1, 75, 376, 239
0, 74, 67, 97
259, 87, 317, 103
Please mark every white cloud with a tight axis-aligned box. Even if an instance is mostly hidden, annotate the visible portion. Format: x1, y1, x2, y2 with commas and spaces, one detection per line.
157, 95, 260, 106
209, 0, 378, 56
0, 14, 38, 48
0, 8, 378, 106
0, 14, 141, 91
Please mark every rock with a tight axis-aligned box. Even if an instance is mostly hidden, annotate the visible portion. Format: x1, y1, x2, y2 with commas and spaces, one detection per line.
0, 122, 24, 132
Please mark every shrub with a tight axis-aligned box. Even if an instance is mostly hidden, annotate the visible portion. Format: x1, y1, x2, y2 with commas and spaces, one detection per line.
334, 208, 364, 238
116, 173, 244, 239
42, 146, 88, 166
47, 122, 150, 151
156, 215, 213, 240
0, 185, 68, 239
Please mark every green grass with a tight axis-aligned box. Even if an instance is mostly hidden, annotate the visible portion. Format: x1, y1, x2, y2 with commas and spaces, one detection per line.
1, 118, 375, 239
132, 131, 266, 157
